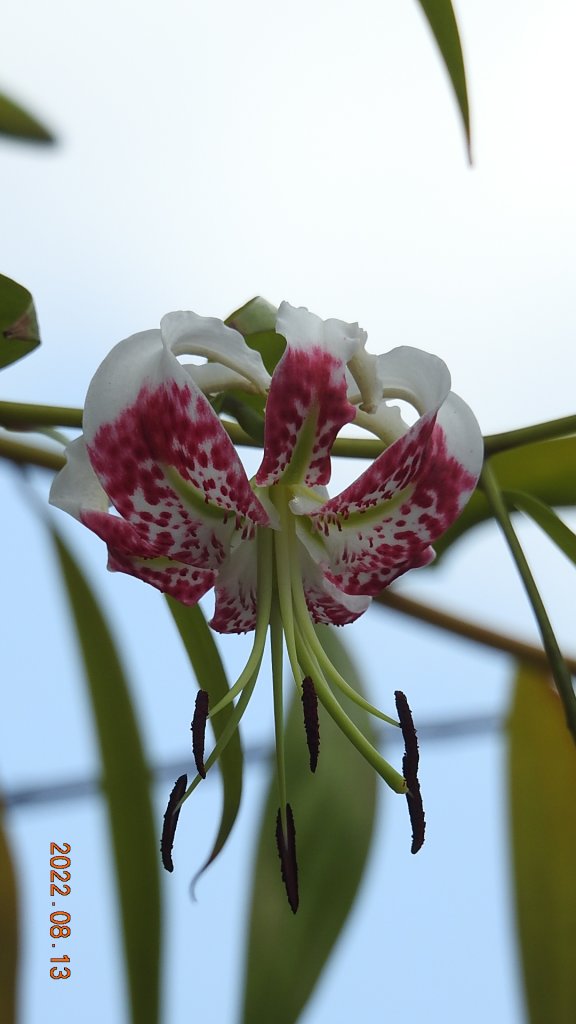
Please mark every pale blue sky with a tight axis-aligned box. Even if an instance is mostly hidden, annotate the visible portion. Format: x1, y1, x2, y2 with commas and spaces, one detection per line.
2, 1, 576, 1021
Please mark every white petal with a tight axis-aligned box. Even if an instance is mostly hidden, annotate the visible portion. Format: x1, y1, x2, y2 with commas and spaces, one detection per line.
49, 435, 109, 520
160, 311, 271, 392
275, 302, 366, 364
184, 362, 261, 394
376, 346, 452, 415
347, 348, 382, 412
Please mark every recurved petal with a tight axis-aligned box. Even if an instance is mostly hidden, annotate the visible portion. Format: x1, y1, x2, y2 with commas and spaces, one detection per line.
105, 541, 218, 607
306, 389, 483, 596
256, 303, 364, 487
161, 311, 271, 393
49, 435, 109, 521
299, 545, 371, 626
81, 326, 269, 572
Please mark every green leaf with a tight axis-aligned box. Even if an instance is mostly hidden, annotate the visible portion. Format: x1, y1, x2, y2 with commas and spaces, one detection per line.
416, 0, 471, 158
241, 626, 378, 1024
0, 801, 18, 1024
223, 296, 285, 434
164, 597, 243, 878
49, 527, 161, 1024
226, 296, 284, 374
0, 274, 41, 369
435, 438, 576, 559
226, 296, 277, 336
0, 91, 54, 143
505, 490, 576, 566
508, 663, 576, 1024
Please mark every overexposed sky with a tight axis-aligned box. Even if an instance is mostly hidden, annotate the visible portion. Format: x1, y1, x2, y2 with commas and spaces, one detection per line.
2, 1, 575, 1022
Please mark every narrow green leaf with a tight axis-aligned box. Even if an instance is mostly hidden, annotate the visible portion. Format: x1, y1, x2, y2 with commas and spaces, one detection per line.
435, 437, 576, 559
416, 0, 471, 158
0, 801, 18, 1024
0, 274, 41, 369
164, 597, 243, 876
49, 527, 160, 1024
505, 490, 576, 566
241, 626, 378, 1024
0, 92, 54, 143
508, 663, 576, 1024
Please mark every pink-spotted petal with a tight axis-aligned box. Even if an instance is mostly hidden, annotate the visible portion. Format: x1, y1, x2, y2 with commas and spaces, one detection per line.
305, 391, 483, 596
256, 303, 364, 487
107, 546, 217, 606
299, 545, 371, 626
211, 538, 259, 634
80, 507, 217, 604
81, 327, 269, 571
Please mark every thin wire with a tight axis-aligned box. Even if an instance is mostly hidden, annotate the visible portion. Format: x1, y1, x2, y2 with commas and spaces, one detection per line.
4, 713, 502, 811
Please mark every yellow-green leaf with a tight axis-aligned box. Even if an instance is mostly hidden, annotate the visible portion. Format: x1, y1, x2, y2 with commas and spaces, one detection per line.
165, 597, 243, 878
241, 626, 378, 1024
508, 663, 576, 1024
0, 91, 54, 143
0, 274, 41, 369
0, 800, 18, 1024
505, 490, 576, 566
416, 0, 471, 158
49, 527, 161, 1024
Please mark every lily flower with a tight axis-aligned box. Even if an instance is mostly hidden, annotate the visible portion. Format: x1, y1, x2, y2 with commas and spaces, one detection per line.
49, 301, 483, 909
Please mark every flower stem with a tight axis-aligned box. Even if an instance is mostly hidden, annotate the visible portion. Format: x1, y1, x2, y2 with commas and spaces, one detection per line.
481, 460, 576, 743
294, 622, 406, 793
0, 435, 65, 471
270, 594, 288, 833
209, 530, 273, 718
373, 591, 576, 674
483, 414, 576, 455
0, 400, 83, 429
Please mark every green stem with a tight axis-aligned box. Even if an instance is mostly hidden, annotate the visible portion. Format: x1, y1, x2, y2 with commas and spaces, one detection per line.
270, 594, 288, 833
0, 401, 82, 429
0, 435, 65, 471
481, 460, 576, 743
294, 620, 406, 793
209, 529, 273, 718
484, 414, 576, 455
374, 590, 576, 675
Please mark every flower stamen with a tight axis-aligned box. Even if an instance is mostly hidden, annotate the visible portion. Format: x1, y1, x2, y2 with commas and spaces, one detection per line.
394, 690, 426, 853
160, 773, 188, 872
301, 676, 320, 773
275, 803, 299, 914
191, 690, 209, 779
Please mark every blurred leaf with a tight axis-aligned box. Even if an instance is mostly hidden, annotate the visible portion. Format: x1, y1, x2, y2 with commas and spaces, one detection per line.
0, 274, 41, 369
241, 626, 378, 1024
416, 0, 471, 157
165, 597, 243, 878
435, 438, 576, 559
0, 801, 18, 1024
508, 663, 576, 1024
50, 527, 160, 1024
505, 490, 576, 566
0, 91, 54, 143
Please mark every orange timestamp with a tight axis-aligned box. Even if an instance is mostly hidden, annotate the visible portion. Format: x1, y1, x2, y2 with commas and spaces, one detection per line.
49, 843, 71, 980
